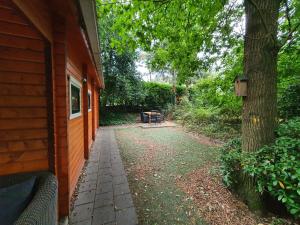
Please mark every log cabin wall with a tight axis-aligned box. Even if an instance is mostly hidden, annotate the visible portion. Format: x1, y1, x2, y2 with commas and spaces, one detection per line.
66, 57, 85, 197
0, 0, 103, 218
0, 0, 49, 175
53, 17, 70, 217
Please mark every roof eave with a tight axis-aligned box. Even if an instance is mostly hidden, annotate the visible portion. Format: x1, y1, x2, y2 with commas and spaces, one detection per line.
78, 0, 104, 88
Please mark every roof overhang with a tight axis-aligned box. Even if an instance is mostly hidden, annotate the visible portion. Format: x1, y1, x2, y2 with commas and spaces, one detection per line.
78, 0, 104, 88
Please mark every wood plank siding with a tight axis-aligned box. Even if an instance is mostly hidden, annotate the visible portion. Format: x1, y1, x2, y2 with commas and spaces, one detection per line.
0, 0, 49, 175
0, 0, 102, 218
53, 16, 70, 217
66, 58, 85, 197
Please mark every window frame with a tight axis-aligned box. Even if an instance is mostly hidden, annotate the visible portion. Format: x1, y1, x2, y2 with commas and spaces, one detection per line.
69, 76, 82, 120
88, 90, 92, 112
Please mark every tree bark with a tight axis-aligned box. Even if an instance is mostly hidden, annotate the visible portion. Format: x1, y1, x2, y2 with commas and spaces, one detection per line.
241, 0, 280, 214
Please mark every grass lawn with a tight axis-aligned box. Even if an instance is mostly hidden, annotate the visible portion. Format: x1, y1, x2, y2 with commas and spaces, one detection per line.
115, 127, 220, 225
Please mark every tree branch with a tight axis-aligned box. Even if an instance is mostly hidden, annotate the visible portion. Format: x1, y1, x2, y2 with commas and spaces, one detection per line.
284, 0, 292, 34
280, 22, 300, 49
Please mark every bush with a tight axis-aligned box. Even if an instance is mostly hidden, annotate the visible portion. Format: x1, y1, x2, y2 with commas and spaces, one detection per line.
278, 84, 300, 120
220, 138, 242, 187
244, 118, 300, 217
141, 82, 186, 110
221, 118, 300, 218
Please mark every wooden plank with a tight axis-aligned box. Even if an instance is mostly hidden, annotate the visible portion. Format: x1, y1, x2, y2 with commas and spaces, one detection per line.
0, 20, 42, 39
0, 107, 47, 119
0, 149, 48, 163
0, 59, 45, 74
0, 7, 28, 25
0, 84, 45, 96
0, 71, 45, 84
0, 139, 48, 152
0, 96, 46, 107
0, 118, 47, 130
0, 46, 44, 62
55, 65, 66, 75
12, 0, 52, 42
0, 0, 13, 9
0, 159, 48, 175
0, 33, 44, 51
0, 129, 48, 141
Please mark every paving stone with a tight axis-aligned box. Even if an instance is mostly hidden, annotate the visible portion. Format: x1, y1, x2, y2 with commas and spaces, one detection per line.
112, 175, 127, 185
94, 192, 113, 208
70, 219, 92, 225
81, 173, 98, 184
100, 162, 111, 169
96, 181, 113, 194
99, 168, 113, 176
75, 190, 96, 206
98, 174, 113, 183
78, 180, 97, 192
111, 155, 122, 162
90, 153, 99, 159
70, 128, 138, 225
87, 161, 99, 168
115, 194, 134, 210
111, 168, 125, 177
111, 165, 124, 173
113, 182, 130, 196
116, 207, 138, 225
92, 206, 115, 225
70, 203, 93, 223
86, 165, 99, 174
89, 156, 100, 162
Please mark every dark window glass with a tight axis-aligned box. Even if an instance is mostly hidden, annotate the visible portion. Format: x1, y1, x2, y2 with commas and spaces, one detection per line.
88, 93, 91, 110
71, 84, 80, 114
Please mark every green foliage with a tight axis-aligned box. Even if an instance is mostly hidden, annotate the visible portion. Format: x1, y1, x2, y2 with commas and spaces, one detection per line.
278, 84, 300, 120
97, 5, 144, 109
221, 118, 300, 218
220, 138, 242, 187
97, 0, 243, 83
141, 82, 185, 110
100, 112, 137, 126
173, 47, 243, 140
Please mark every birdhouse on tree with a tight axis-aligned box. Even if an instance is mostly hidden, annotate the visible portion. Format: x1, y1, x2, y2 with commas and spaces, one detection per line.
234, 75, 248, 97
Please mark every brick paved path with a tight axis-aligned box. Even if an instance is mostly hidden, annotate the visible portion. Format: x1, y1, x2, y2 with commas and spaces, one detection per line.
70, 128, 138, 225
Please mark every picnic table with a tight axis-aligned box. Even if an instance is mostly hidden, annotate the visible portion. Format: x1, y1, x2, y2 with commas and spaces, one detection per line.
143, 111, 161, 123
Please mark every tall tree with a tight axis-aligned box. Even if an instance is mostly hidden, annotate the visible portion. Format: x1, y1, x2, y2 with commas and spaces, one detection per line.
241, 0, 300, 213
96, 8, 143, 109
241, 0, 281, 213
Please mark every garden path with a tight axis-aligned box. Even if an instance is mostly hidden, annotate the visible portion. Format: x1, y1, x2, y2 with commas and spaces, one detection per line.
70, 128, 138, 225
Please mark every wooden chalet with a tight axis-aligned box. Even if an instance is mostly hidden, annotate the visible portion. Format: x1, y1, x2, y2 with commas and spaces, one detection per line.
0, 0, 104, 218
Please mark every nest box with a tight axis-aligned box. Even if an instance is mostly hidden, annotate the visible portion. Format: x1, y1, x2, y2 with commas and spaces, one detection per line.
234, 76, 248, 97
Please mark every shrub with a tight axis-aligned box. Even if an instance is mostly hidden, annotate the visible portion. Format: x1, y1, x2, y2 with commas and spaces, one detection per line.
142, 82, 186, 110
220, 138, 242, 187
221, 118, 300, 218
278, 84, 300, 120
243, 117, 300, 217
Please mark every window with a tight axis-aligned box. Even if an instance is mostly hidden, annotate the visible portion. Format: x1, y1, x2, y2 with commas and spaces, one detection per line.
88, 90, 92, 112
70, 77, 82, 119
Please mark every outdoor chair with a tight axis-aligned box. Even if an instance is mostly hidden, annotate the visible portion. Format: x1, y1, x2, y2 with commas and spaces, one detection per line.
0, 171, 58, 225
140, 112, 149, 123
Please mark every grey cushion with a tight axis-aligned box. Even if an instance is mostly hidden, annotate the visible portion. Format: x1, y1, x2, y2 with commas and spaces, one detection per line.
0, 177, 36, 225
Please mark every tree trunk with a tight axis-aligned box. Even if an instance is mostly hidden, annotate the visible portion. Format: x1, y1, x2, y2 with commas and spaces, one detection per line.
241, 0, 280, 214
